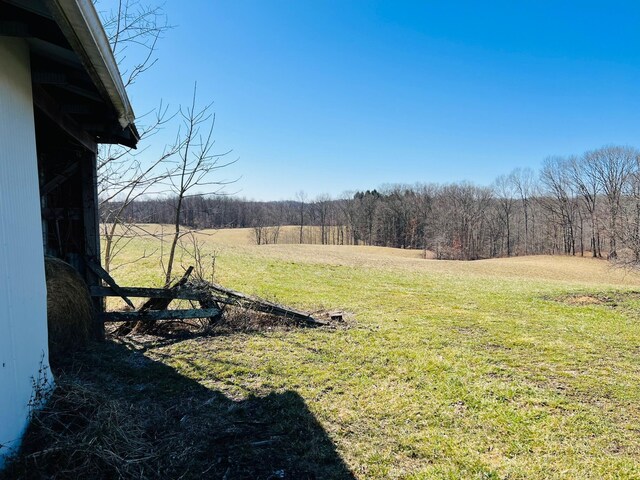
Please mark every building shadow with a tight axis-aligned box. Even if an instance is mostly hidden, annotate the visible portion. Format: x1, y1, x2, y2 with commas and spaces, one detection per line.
4, 339, 356, 480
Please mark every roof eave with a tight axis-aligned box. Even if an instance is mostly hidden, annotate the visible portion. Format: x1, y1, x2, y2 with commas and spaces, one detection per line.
44, 0, 138, 144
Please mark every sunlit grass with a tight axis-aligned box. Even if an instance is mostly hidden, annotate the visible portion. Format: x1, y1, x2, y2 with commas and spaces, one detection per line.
104, 226, 640, 479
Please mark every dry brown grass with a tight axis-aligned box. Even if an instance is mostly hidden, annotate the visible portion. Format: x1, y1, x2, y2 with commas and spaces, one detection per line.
227, 245, 640, 288
161, 225, 640, 288
105, 224, 640, 294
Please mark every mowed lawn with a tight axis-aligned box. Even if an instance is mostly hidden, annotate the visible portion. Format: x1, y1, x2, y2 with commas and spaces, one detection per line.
106, 226, 640, 479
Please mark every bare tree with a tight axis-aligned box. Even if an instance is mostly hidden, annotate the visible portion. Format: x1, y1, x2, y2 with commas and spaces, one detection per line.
492, 173, 517, 256
98, 0, 171, 88
314, 194, 331, 245
295, 190, 307, 244
511, 167, 537, 255
96, 0, 174, 271
539, 156, 579, 255
567, 154, 601, 257
99, 104, 178, 272
586, 145, 637, 259
621, 165, 640, 263
162, 85, 235, 286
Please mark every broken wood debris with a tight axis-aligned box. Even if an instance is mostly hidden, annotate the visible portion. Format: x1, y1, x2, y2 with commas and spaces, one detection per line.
139, 266, 194, 313
85, 259, 135, 309
203, 281, 323, 327
111, 267, 197, 335
92, 266, 326, 331
99, 308, 222, 322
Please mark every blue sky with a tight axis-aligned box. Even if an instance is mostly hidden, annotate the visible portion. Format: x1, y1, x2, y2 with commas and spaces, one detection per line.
104, 1, 640, 200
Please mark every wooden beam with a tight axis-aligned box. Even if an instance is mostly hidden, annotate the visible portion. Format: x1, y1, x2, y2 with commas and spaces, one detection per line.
32, 84, 97, 153
101, 308, 222, 323
58, 83, 104, 103
40, 160, 79, 196
32, 71, 67, 85
62, 103, 98, 115
90, 285, 204, 301
207, 283, 323, 326
85, 260, 135, 310
111, 267, 195, 336
0, 20, 29, 37
80, 149, 106, 340
41, 207, 82, 220
139, 267, 194, 312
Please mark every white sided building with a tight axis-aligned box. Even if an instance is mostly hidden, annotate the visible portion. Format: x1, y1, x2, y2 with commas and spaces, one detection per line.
0, 0, 137, 465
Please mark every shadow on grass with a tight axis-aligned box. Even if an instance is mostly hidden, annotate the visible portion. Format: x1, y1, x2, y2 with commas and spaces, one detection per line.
2, 339, 355, 480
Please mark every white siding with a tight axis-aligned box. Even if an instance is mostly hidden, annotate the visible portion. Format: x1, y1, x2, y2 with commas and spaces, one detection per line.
0, 37, 51, 465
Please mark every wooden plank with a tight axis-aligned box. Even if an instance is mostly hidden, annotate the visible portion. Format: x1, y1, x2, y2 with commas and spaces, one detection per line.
90, 284, 286, 312
32, 84, 97, 153
85, 260, 135, 309
101, 308, 222, 323
32, 71, 67, 85
113, 267, 195, 336
139, 267, 194, 312
41, 207, 82, 220
81, 150, 105, 340
207, 283, 324, 326
90, 285, 203, 301
40, 160, 79, 196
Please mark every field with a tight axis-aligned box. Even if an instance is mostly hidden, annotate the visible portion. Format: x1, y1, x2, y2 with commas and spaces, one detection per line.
12, 226, 640, 479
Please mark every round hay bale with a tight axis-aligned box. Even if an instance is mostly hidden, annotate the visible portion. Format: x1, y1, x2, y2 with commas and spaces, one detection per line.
44, 256, 94, 361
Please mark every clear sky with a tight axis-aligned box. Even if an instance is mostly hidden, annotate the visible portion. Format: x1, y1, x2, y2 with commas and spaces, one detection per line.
105, 1, 640, 200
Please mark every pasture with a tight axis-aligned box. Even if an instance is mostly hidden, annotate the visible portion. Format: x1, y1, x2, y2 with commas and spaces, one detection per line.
94, 226, 640, 478
10, 226, 640, 479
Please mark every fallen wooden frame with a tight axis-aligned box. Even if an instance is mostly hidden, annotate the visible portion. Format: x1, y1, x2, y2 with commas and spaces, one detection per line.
91, 266, 325, 328
98, 308, 222, 322
204, 282, 322, 326
90, 285, 203, 301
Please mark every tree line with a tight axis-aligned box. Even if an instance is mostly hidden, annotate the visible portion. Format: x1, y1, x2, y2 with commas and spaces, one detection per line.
102, 145, 640, 261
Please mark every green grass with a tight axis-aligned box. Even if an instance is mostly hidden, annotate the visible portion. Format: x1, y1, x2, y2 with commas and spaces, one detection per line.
103, 228, 640, 479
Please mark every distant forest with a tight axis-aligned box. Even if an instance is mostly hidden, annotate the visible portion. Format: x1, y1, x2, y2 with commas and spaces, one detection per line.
101, 145, 640, 261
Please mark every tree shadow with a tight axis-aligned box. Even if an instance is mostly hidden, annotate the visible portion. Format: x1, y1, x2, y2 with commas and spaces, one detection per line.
3, 340, 356, 480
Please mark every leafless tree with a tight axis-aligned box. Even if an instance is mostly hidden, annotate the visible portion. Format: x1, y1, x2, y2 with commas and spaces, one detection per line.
539, 156, 579, 255
99, 104, 178, 272
295, 191, 307, 244
586, 145, 637, 259
96, 0, 174, 271
162, 85, 235, 286
510, 167, 537, 255
314, 194, 332, 245
252, 204, 281, 245
492, 173, 517, 256
567, 154, 601, 257
98, 0, 171, 88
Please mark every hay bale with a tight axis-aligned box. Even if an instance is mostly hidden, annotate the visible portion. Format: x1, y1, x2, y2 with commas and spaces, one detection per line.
44, 256, 94, 361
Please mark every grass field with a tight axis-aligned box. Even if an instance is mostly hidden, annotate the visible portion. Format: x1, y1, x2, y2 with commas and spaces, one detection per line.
91, 225, 640, 478
13, 225, 640, 479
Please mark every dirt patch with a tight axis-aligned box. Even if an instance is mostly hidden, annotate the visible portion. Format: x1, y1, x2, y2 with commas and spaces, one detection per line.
549, 292, 619, 307
563, 295, 608, 306
548, 292, 640, 325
